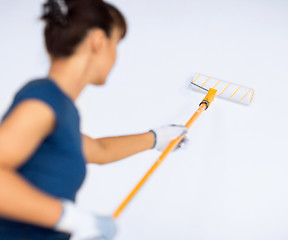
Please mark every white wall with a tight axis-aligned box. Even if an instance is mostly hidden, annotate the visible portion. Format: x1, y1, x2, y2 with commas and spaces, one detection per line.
1, 0, 288, 239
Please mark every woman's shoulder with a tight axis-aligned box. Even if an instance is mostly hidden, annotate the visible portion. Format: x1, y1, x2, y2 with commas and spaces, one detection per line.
16, 78, 62, 99
3, 78, 77, 124
15, 78, 75, 107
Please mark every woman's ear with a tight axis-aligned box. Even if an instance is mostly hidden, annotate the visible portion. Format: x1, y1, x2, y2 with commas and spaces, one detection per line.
90, 29, 106, 53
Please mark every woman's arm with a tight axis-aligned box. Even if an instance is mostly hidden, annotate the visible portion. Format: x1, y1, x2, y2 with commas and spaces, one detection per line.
0, 100, 62, 228
82, 132, 155, 165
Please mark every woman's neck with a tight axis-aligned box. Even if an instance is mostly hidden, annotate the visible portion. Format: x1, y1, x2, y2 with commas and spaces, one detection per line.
48, 54, 92, 101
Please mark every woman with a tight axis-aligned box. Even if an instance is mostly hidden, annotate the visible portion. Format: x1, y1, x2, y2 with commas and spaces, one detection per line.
0, 0, 187, 239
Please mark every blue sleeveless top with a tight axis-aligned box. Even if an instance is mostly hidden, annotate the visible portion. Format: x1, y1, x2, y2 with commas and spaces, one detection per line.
0, 78, 87, 240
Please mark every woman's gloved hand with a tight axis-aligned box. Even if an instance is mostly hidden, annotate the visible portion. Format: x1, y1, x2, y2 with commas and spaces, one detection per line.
150, 124, 188, 152
54, 200, 116, 240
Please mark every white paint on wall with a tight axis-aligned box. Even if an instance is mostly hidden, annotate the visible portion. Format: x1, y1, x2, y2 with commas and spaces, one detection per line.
0, 1, 288, 240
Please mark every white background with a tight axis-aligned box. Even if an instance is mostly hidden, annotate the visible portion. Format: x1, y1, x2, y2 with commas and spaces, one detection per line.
1, 0, 288, 239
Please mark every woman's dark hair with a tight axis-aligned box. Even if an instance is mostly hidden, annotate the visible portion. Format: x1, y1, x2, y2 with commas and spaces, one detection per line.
41, 0, 127, 58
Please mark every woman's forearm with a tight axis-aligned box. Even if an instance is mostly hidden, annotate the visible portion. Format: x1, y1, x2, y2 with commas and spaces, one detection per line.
84, 131, 155, 164
99, 132, 155, 163
0, 167, 62, 228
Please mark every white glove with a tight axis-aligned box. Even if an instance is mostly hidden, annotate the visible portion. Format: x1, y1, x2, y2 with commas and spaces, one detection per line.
150, 124, 188, 151
54, 200, 116, 240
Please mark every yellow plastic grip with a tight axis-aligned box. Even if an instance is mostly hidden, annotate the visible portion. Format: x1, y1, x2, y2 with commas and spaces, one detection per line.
201, 88, 217, 110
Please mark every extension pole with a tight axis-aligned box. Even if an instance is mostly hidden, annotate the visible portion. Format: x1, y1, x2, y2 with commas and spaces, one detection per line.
113, 89, 217, 219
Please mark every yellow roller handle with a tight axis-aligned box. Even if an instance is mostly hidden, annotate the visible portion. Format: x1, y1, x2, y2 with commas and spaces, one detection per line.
113, 89, 217, 219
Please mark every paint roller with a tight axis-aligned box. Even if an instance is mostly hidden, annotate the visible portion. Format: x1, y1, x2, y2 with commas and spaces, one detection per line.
189, 73, 254, 105
113, 73, 254, 219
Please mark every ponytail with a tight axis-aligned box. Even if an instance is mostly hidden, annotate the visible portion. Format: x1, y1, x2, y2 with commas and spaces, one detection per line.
41, 0, 127, 58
